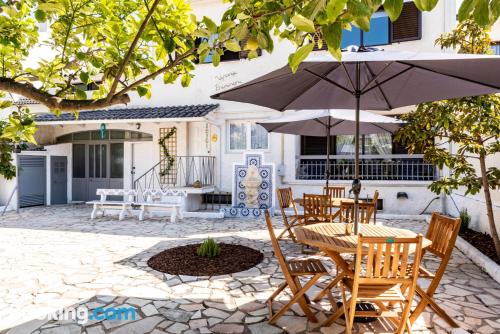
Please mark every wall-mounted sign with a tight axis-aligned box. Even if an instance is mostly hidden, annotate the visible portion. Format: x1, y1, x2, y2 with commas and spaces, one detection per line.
99, 123, 106, 139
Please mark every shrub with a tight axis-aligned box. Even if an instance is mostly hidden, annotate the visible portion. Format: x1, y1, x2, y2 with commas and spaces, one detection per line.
197, 238, 221, 258
459, 208, 471, 232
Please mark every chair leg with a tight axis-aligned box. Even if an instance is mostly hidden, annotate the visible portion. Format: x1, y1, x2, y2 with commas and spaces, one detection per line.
313, 272, 343, 302
410, 286, 459, 328
269, 274, 321, 324
340, 284, 352, 334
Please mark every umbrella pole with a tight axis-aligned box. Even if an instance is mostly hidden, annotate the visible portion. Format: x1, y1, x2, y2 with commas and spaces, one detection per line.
325, 117, 331, 188
353, 64, 362, 235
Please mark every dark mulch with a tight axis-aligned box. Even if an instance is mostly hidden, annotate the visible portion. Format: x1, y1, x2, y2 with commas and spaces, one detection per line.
459, 228, 499, 264
147, 243, 264, 276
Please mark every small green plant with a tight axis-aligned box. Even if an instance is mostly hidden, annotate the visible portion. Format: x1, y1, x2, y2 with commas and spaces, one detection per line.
197, 238, 221, 258
459, 208, 471, 232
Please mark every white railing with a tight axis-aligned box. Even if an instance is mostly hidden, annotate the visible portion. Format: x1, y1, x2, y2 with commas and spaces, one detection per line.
296, 154, 435, 181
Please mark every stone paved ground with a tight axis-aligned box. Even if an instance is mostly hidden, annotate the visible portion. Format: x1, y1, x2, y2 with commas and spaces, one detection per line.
0, 205, 499, 334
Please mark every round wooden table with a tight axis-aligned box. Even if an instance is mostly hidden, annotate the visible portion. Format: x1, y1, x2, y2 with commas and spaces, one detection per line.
294, 197, 357, 207
294, 223, 431, 327
294, 222, 431, 254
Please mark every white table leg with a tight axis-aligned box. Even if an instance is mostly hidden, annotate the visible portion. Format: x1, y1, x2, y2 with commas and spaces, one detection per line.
171, 207, 177, 223
90, 204, 97, 220
119, 205, 126, 221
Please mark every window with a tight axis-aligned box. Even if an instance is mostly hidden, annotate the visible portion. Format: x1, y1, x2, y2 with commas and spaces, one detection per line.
301, 133, 395, 155
228, 121, 268, 151
492, 42, 500, 55
314, 2, 421, 51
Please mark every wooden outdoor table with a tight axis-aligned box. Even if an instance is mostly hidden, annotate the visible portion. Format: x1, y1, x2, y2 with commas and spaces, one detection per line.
294, 223, 431, 326
294, 223, 431, 254
294, 197, 359, 207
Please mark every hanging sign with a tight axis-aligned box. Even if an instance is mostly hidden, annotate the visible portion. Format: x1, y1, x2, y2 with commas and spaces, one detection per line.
99, 123, 106, 139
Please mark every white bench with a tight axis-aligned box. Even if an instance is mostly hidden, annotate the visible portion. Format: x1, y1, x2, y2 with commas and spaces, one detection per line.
137, 189, 185, 222
86, 189, 137, 221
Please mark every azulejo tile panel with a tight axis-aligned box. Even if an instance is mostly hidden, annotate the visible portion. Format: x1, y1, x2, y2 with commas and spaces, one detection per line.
222, 153, 275, 218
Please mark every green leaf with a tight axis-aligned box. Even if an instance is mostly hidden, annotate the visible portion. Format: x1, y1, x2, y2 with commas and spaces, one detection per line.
225, 39, 241, 52
291, 14, 316, 33
322, 22, 342, 60
233, 23, 249, 41
473, 0, 490, 26
288, 43, 314, 73
212, 52, 221, 66
181, 73, 191, 87
136, 86, 149, 97
34, 9, 47, 22
79, 72, 90, 85
413, 0, 439, 11
354, 16, 370, 31
219, 21, 235, 33
322, 22, 342, 50
325, 0, 348, 22
203, 16, 217, 34
458, 0, 477, 21
75, 89, 87, 100
383, 0, 404, 21
257, 32, 269, 49
302, 0, 326, 20
236, 13, 251, 20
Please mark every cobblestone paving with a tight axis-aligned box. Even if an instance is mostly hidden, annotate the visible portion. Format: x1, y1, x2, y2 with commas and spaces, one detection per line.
0, 205, 499, 334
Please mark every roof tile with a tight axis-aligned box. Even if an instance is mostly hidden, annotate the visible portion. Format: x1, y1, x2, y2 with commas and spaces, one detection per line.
35, 104, 218, 122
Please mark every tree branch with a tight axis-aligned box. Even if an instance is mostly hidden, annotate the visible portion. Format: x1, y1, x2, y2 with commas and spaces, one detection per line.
107, 0, 162, 101
0, 77, 130, 111
116, 47, 195, 96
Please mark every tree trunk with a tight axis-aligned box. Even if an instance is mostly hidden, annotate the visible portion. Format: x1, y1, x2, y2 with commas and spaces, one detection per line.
478, 154, 500, 259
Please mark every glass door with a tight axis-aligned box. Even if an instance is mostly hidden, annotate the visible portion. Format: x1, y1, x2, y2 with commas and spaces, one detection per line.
88, 144, 109, 200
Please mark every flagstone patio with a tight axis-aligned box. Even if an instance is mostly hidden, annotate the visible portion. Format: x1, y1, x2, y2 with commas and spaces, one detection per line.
0, 205, 499, 334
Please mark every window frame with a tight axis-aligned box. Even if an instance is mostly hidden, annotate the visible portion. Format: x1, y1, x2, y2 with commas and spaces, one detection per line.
492, 42, 500, 55
226, 120, 270, 153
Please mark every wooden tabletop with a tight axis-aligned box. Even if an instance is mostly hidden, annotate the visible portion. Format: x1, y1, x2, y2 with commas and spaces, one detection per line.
294, 223, 431, 254
294, 197, 356, 207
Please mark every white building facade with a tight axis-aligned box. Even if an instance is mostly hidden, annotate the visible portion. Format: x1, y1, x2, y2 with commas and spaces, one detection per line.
2, 0, 500, 233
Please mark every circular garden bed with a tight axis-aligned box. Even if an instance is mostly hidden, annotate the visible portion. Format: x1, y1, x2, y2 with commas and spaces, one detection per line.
147, 243, 264, 276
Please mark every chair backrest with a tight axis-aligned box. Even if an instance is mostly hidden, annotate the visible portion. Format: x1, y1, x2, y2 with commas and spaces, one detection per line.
276, 187, 298, 216
353, 234, 423, 286
339, 201, 376, 224
143, 189, 186, 204
425, 212, 461, 259
96, 189, 137, 202
264, 210, 292, 278
323, 186, 345, 199
303, 194, 330, 223
372, 190, 379, 206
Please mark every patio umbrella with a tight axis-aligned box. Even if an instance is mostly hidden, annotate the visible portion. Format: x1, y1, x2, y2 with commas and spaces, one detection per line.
257, 109, 404, 187
212, 46, 500, 234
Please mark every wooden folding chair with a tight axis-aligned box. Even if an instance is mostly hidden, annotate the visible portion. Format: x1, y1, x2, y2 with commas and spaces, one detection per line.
276, 187, 304, 242
323, 186, 346, 199
323, 186, 346, 217
303, 194, 332, 224
264, 210, 334, 324
339, 201, 376, 225
338, 234, 423, 334
409, 212, 461, 328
